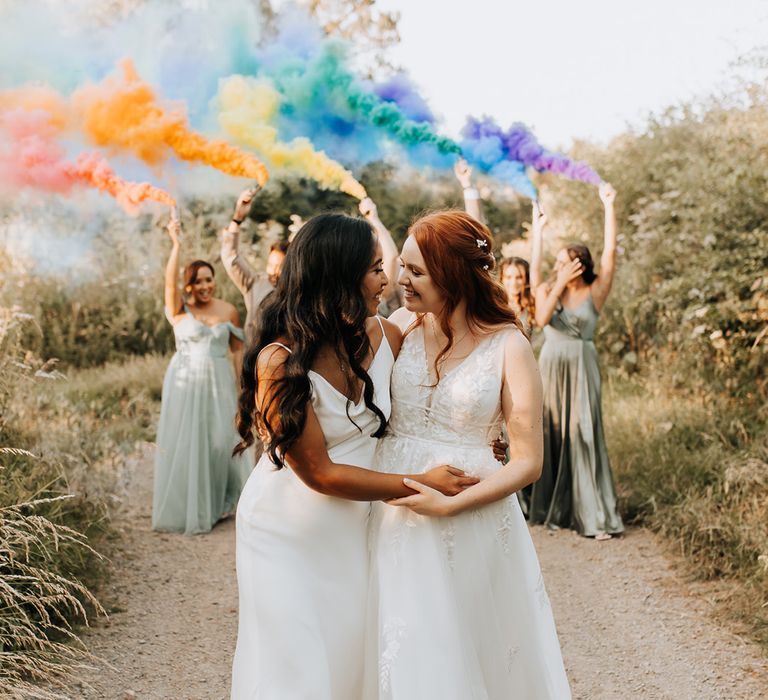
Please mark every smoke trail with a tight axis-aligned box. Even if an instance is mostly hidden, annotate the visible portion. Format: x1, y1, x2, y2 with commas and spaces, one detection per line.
0, 109, 175, 214
373, 74, 435, 124
462, 116, 601, 185
0, 86, 70, 129
218, 75, 367, 200
72, 153, 176, 213
73, 59, 269, 186
459, 122, 537, 198
248, 10, 461, 164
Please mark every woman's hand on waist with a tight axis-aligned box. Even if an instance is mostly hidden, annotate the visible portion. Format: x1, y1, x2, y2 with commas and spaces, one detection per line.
387, 478, 458, 517
413, 465, 479, 496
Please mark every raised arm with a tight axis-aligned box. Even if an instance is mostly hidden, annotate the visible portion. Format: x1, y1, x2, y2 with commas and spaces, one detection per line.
534, 257, 584, 328
359, 197, 399, 306
164, 213, 182, 320
454, 159, 483, 222
221, 187, 260, 297
229, 304, 244, 383
256, 346, 478, 501
387, 329, 544, 516
590, 183, 617, 312
529, 200, 546, 291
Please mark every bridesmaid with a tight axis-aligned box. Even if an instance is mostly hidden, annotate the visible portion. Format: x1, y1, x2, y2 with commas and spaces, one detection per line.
529, 183, 624, 539
152, 212, 250, 535
500, 256, 536, 336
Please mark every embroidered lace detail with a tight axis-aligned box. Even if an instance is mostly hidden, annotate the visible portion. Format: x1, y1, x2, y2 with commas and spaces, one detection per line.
498, 512, 514, 554
380, 617, 407, 692
507, 645, 520, 672
390, 511, 418, 566
440, 520, 456, 569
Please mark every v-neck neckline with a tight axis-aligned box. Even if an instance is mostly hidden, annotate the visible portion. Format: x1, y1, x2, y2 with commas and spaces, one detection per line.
419, 323, 492, 388
308, 336, 387, 406
560, 294, 593, 314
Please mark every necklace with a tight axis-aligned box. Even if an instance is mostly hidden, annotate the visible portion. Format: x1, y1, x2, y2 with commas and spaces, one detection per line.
429, 315, 472, 366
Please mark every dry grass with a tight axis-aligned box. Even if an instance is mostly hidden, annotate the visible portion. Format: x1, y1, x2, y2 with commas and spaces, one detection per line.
0, 448, 105, 699
604, 369, 768, 647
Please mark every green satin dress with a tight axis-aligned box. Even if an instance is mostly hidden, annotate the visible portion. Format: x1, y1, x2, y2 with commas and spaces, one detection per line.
152, 308, 250, 535
527, 295, 624, 536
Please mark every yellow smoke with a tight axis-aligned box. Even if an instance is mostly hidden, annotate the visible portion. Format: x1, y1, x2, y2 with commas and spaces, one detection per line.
218, 75, 366, 200
73, 59, 269, 186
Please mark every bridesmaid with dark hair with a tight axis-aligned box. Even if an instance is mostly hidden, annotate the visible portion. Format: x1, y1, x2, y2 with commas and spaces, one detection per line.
152, 212, 249, 535
529, 183, 624, 539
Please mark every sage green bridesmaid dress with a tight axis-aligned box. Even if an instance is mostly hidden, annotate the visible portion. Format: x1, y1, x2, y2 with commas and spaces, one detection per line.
527, 294, 624, 536
152, 307, 250, 535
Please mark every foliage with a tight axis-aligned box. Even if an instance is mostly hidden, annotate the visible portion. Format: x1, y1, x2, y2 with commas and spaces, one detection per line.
540, 94, 768, 401
0, 311, 109, 697
604, 370, 768, 645
539, 85, 768, 646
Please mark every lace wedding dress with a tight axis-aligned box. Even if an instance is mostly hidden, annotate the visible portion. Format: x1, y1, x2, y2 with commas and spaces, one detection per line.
366, 322, 571, 700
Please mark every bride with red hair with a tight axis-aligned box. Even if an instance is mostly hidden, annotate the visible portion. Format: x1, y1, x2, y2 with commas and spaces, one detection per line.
365, 210, 570, 699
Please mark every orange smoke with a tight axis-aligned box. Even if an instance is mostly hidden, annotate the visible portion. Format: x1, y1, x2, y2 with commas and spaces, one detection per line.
73, 59, 269, 186
0, 86, 70, 129
69, 153, 176, 214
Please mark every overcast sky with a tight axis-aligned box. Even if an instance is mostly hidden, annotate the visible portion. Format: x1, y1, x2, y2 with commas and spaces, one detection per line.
376, 0, 768, 147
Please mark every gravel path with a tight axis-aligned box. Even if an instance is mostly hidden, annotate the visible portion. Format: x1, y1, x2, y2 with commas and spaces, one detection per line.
73, 444, 768, 699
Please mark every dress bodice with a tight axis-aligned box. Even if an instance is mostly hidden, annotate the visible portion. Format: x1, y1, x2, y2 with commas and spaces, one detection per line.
309, 336, 394, 465
388, 322, 512, 451
543, 295, 599, 343
173, 312, 244, 358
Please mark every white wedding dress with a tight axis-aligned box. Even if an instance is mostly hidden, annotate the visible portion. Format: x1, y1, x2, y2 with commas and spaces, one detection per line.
231, 325, 394, 699
365, 322, 571, 699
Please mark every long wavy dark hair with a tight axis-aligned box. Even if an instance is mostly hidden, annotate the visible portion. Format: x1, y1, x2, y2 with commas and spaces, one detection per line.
234, 213, 387, 467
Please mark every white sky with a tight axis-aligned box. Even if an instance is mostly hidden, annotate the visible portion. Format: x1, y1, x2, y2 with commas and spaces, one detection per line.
376, 0, 768, 148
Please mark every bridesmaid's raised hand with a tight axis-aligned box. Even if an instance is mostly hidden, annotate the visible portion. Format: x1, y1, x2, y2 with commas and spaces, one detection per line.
555, 258, 583, 291
232, 186, 260, 224
166, 216, 182, 246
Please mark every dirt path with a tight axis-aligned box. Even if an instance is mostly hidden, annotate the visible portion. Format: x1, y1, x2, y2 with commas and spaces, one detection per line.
73, 444, 768, 699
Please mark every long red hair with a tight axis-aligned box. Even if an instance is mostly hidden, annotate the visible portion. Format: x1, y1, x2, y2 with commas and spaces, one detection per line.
407, 210, 523, 379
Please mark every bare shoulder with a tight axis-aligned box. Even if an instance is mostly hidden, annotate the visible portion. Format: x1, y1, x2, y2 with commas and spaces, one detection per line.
379, 316, 404, 357
210, 298, 239, 325
388, 306, 414, 332
255, 342, 290, 381
501, 325, 530, 352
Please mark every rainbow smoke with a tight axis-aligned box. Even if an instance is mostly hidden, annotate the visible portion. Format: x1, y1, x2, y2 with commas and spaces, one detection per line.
0, 109, 175, 214
462, 117, 601, 185
217, 75, 367, 200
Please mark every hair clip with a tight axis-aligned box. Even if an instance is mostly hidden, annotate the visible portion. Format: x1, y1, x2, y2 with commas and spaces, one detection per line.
476, 239, 488, 249
483, 264, 489, 270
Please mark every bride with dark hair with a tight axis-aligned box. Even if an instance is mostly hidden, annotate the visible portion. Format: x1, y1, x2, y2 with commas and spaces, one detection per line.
230, 212, 477, 699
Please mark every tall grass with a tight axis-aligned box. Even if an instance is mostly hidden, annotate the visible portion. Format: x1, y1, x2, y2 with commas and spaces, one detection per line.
605, 367, 768, 645
0, 311, 164, 695
0, 468, 105, 700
